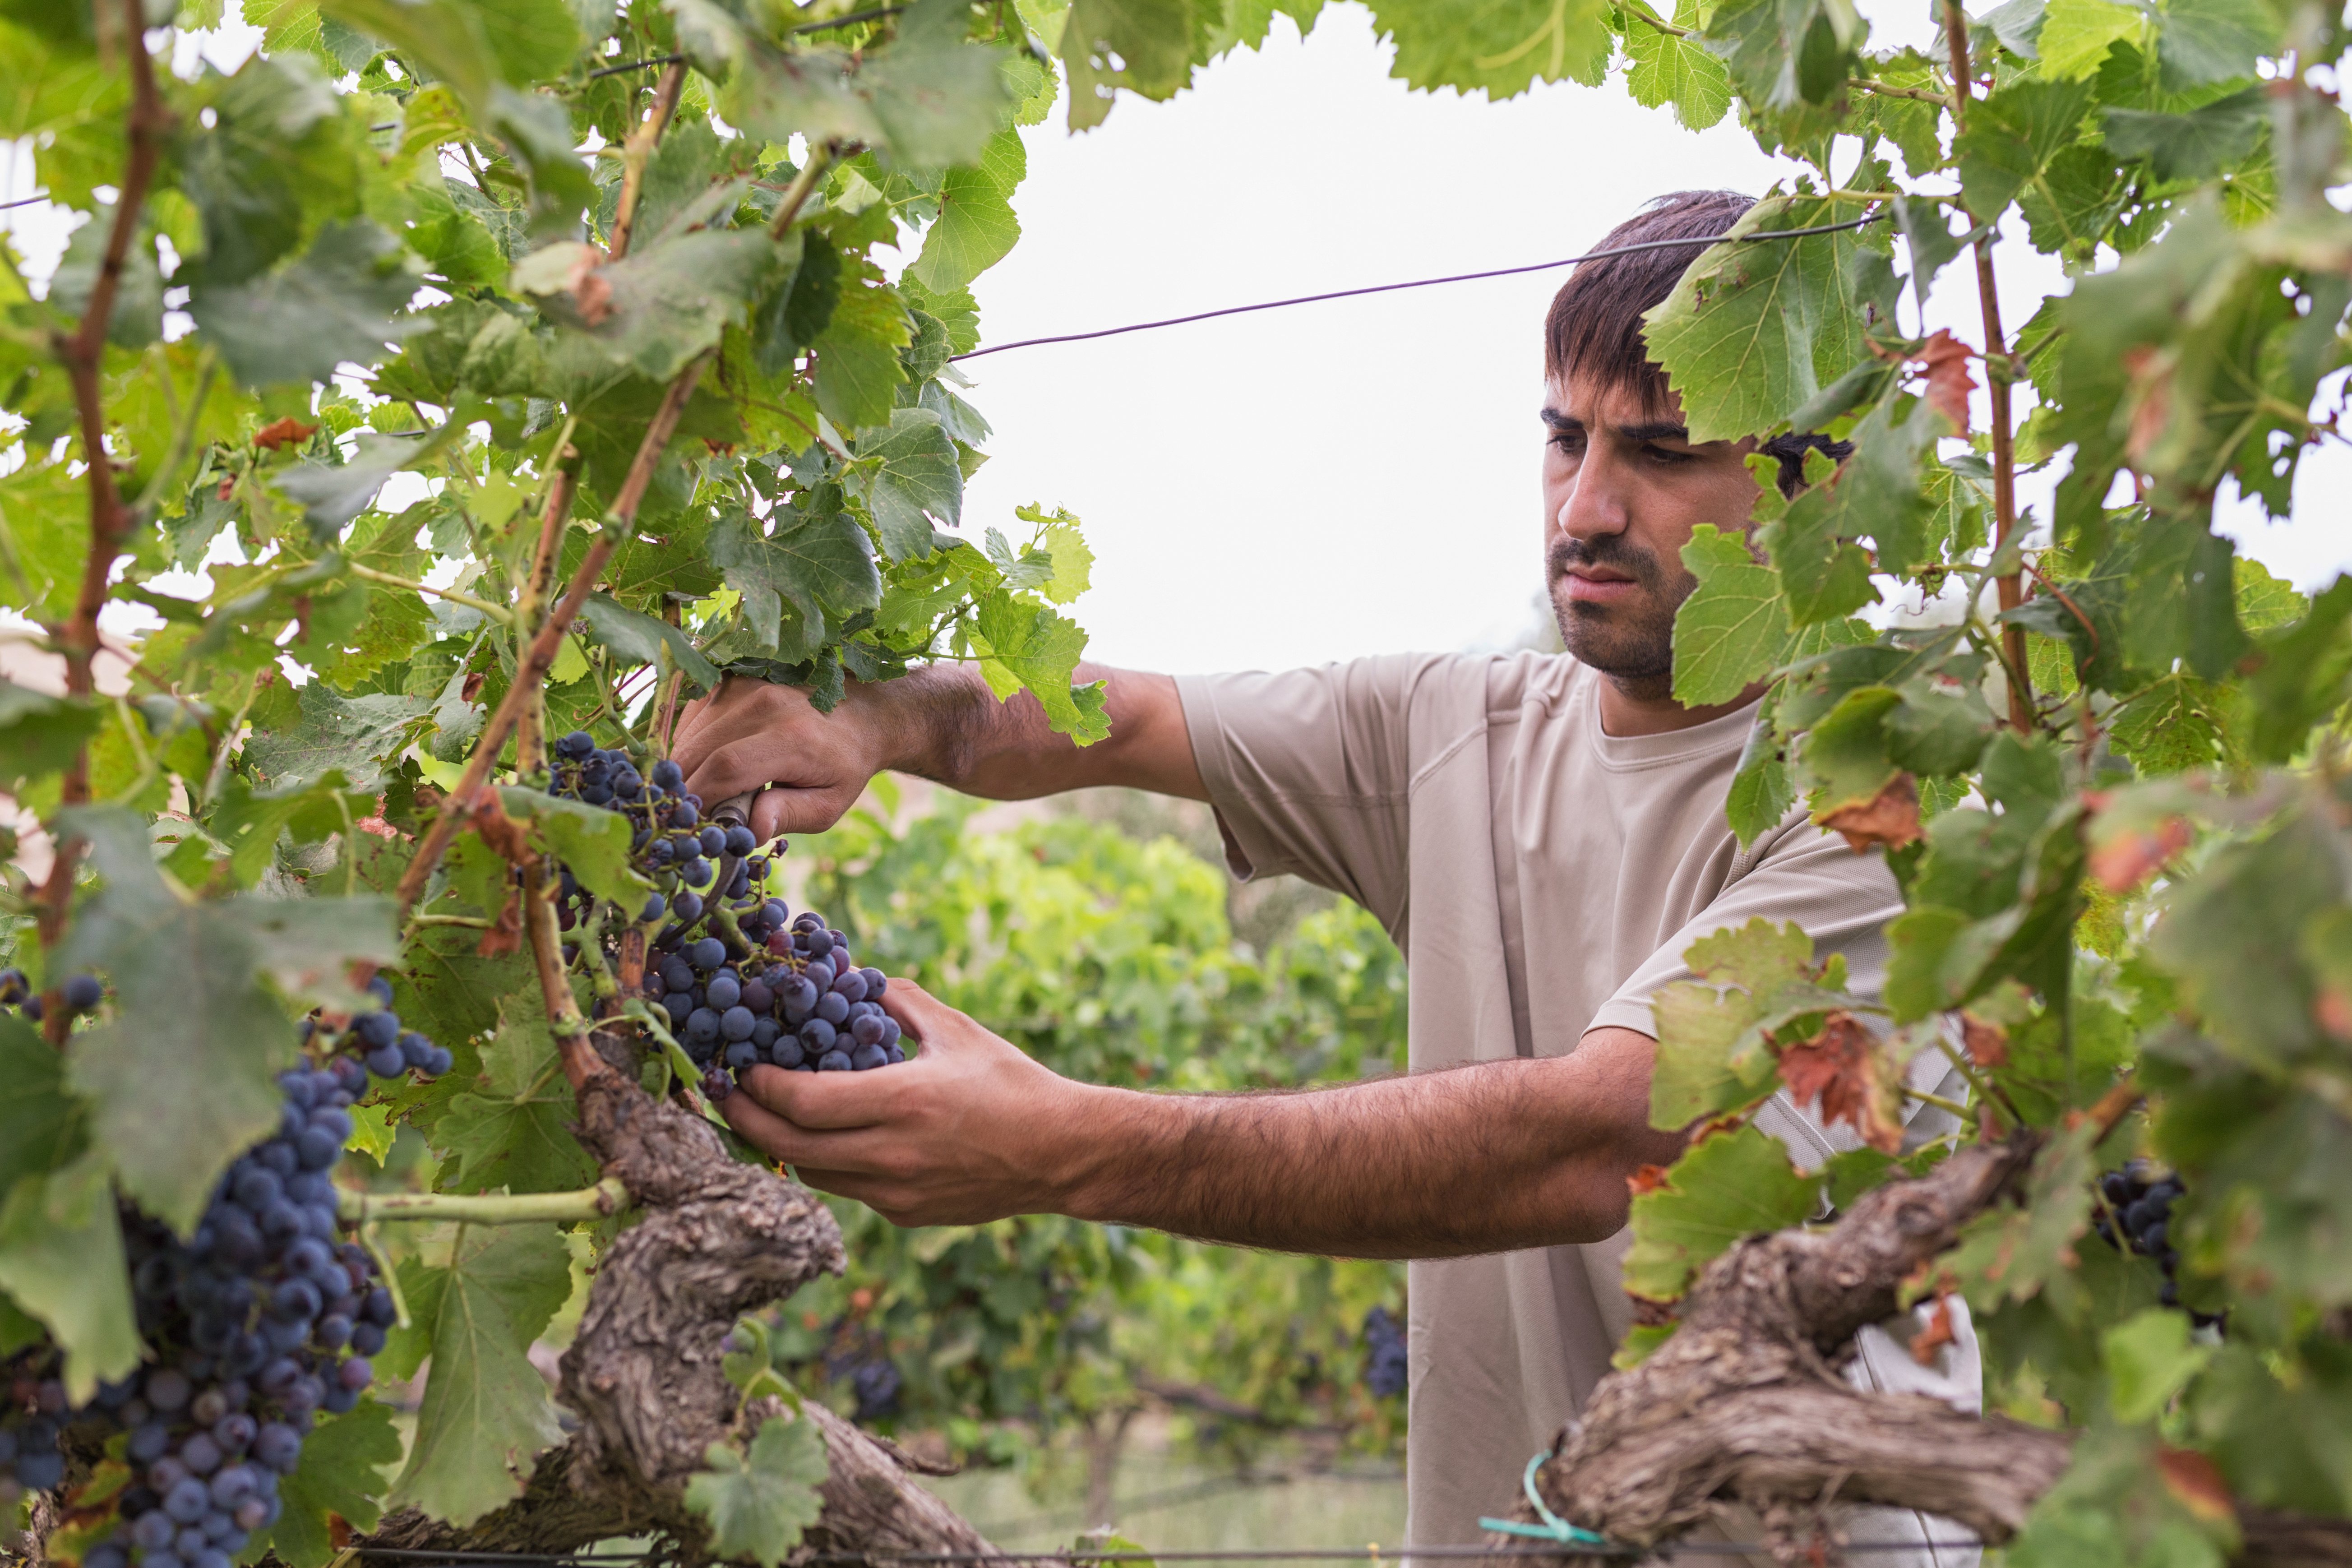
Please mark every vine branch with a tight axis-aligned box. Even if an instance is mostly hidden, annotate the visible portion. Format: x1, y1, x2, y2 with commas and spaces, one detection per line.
34, 0, 169, 1043
339, 1178, 630, 1226
1941, 0, 2032, 734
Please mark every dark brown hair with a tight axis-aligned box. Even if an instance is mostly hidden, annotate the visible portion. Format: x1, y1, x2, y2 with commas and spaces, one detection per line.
1543, 190, 1754, 407
1546, 190, 1849, 495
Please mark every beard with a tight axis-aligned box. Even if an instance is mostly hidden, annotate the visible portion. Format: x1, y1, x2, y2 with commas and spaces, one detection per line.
1546, 532, 1695, 694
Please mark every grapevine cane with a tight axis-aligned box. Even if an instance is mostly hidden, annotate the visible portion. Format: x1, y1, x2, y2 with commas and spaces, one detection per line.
33, 0, 168, 1044
1941, 0, 2033, 734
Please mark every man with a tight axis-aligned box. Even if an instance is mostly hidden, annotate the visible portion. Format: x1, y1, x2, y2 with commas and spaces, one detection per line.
675, 190, 1977, 1558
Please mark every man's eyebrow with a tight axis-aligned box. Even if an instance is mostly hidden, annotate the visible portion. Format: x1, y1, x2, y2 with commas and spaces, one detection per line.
1617, 420, 1692, 443
1539, 407, 1582, 430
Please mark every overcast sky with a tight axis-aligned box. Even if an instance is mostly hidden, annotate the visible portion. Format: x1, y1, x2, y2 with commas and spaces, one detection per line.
5, 2, 2345, 678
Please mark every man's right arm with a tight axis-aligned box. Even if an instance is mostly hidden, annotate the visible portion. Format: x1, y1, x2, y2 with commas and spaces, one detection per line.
671, 662, 1206, 840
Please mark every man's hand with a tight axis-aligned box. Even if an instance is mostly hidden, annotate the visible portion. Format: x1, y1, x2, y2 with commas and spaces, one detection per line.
672, 676, 893, 840
723, 980, 1095, 1225
725, 980, 1688, 1257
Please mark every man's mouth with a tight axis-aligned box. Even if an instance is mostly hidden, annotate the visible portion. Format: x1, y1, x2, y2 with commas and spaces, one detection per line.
1558, 568, 1640, 605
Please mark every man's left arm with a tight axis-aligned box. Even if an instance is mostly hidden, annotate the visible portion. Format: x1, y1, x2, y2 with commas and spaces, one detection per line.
721, 983, 1687, 1259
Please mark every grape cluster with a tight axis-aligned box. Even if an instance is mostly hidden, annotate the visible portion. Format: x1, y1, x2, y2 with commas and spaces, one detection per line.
1362, 1306, 1408, 1399
541, 731, 910, 1097
2094, 1162, 2216, 1324
0, 967, 105, 1024
0, 975, 443, 1554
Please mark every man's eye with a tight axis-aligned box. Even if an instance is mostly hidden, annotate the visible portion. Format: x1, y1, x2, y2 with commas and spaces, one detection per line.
1548, 431, 1585, 455
1645, 444, 1693, 464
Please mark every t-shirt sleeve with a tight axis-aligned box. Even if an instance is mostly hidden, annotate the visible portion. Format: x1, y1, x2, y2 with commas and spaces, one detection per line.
1174, 658, 1434, 934
1585, 820, 1903, 1039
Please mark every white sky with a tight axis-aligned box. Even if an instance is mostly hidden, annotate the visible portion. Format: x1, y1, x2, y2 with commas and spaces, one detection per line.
5, 2, 2346, 677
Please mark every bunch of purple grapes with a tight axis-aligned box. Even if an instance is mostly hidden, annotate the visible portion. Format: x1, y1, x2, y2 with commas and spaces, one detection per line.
0, 976, 442, 1558
0, 967, 106, 1024
1362, 1306, 1408, 1399
541, 731, 910, 1098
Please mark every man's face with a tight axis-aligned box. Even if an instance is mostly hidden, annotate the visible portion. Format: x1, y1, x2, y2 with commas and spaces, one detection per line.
1541, 372, 1761, 698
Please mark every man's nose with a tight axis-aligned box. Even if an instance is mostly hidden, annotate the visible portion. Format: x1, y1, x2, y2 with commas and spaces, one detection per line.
1556, 446, 1631, 542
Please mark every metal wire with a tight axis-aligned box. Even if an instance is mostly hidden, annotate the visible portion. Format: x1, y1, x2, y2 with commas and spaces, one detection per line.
348, 1534, 1985, 1564
975, 1468, 1407, 1541
948, 213, 1890, 362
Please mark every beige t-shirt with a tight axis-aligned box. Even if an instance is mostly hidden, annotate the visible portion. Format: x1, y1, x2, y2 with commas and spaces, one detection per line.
1175, 652, 1943, 1548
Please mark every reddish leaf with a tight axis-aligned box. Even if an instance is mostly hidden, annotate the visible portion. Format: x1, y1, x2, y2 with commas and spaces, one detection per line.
2089, 815, 2191, 892
564, 244, 615, 327
476, 892, 523, 958
1914, 330, 1976, 436
1777, 1010, 1905, 1155
1627, 1164, 1671, 1197
2157, 1448, 2235, 1524
1960, 1012, 2009, 1068
2318, 987, 2352, 1042
1908, 1294, 1956, 1365
252, 415, 320, 451
1819, 774, 1923, 853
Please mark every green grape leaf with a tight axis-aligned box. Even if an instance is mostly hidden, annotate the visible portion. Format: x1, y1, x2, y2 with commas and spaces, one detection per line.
1624, 0, 1731, 129
188, 220, 420, 389
1645, 193, 1887, 442
387, 1223, 573, 1525
709, 507, 883, 661
0, 1013, 86, 1198
1622, 1122, 1821, 1302
1368, 0, 1612, 101
2149, 797, 2336, 1069
0, 680, 104, 795
1795, 684, 1902, 815
499, 787, 653, 909
432, 987, 599, 1196
722, 0, 1012, 165
1702, 0, 1865, 120
522, 229, 782, 382
50, 200, 163, 349
1726, 706, 1796, 844
2035, 0, 2145, 78
1060, 0, 1196, 130
49, 810, 292, 1233
2154, 0, 2278, 88
1955, 77, 2097, 220
259, 1398, 405, 1568
1671, 524, 1786, 706
324, 0, 581, 101
813, 279, 913, 433
0, 1153, 141, 1402
176, 52, 345, 289
208, 770, 398, 888
971, 591, 1109, 743
907, 137, 1025, 293
2103, 1306, 2213, 1425
856, 407, 964, 562
235, 893, 405, 1014
1022, 504, 1096, 606
2102, 85, 2267, 181
685, 1415, 832, 1568
241, 683, 433, 791
574, 593, 723, 692
1647, 918, 1831, 1128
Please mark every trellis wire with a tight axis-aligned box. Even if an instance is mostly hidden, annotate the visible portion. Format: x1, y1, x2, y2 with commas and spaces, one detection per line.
973, 1467, 1408, 1541
948, 213, 1890, 361
349, 1537, 1983, 1563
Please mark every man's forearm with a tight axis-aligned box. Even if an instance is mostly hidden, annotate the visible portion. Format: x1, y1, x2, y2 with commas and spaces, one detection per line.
1052, 1029, 1687, 1258
870, 661, 1206, 802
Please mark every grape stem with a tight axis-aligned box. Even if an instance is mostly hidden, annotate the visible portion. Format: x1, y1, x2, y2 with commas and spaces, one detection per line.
340, 1178, 630, 1226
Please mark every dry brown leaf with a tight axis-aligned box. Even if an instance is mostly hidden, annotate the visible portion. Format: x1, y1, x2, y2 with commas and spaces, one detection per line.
1913, 329, 1976, 436
566, 244, 615, 327
1959, 1012, 2009, 1069
1778, 1010, 1905, 1155
2317, 987, 2352, 1042
1908, 1294, 1957, 1366
1818, 773, 1923, 853
467, 786, 535, 865
2157, 1447, 2236, 1524
252, 415, 320, 451
476, 891, 524, 957
2089, 814, 2192, 892
1627, 1164, 1671, 1197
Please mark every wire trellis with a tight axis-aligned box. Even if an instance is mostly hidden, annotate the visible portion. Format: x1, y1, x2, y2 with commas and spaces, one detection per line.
947, 213, 1891, 361
347, 1536, 1984, 1564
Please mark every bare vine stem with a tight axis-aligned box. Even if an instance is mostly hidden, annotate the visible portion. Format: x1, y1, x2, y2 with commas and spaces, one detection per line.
1941, 0, 2032, 733
338, 1179, 631, 1226
34, 0, 168, 1043
604, 61, 689, 262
